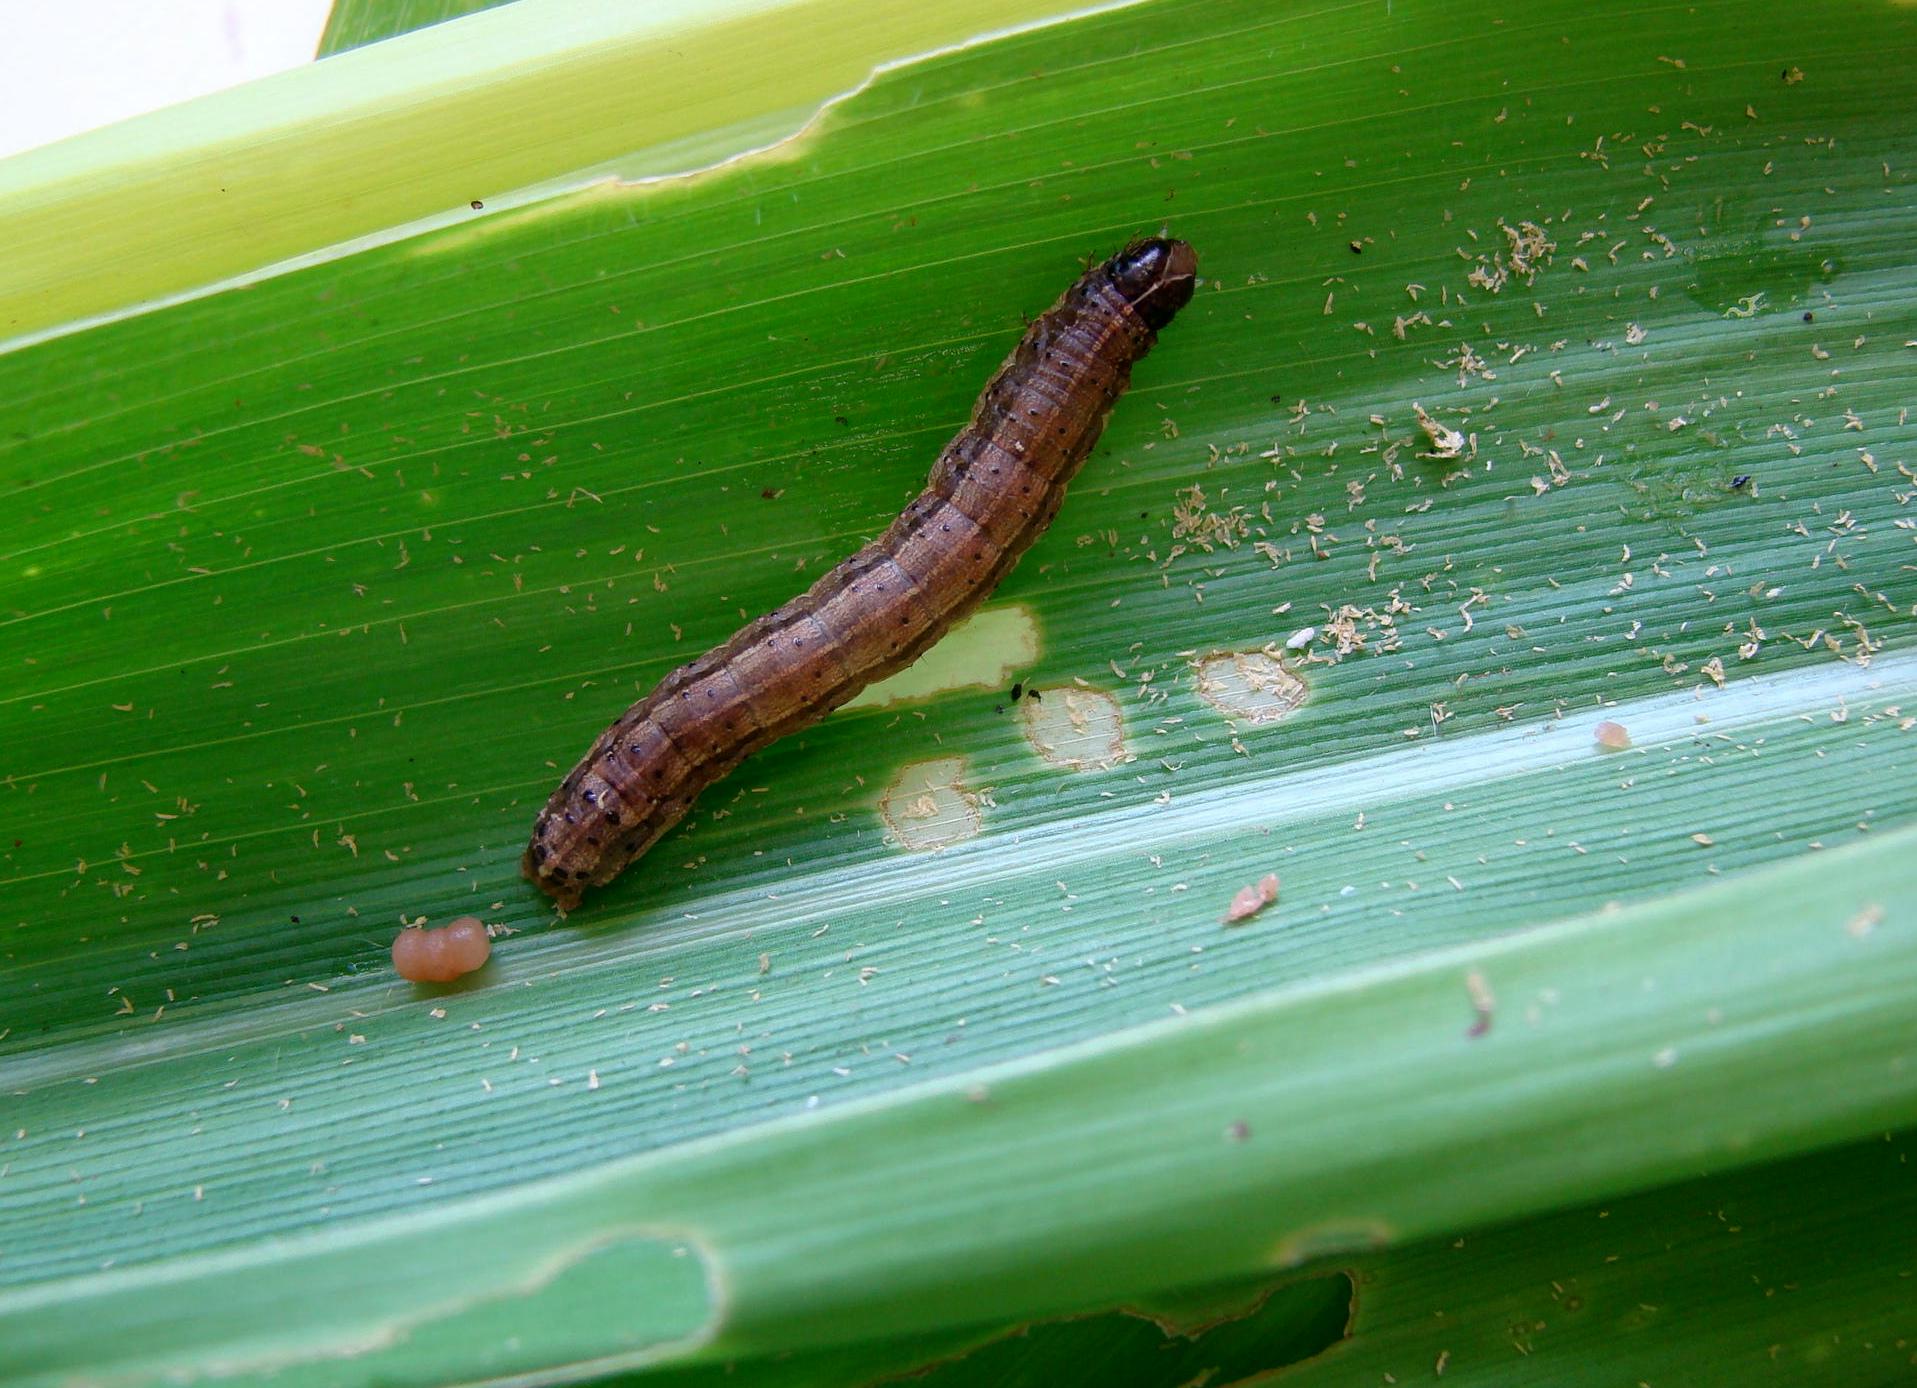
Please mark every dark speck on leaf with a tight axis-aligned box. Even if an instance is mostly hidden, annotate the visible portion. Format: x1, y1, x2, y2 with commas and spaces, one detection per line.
1730, 474, 1752, 491
470, 199, 483, 210
1027, 688, 1042, 703
1348, 240, 1363, 255
1802, 311, 1814, 323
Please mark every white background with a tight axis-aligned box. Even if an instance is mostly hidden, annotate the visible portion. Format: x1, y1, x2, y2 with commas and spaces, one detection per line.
0, 0, 333, 160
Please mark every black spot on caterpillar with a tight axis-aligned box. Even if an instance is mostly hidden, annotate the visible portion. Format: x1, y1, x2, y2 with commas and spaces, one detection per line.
524, 238, 1199, 910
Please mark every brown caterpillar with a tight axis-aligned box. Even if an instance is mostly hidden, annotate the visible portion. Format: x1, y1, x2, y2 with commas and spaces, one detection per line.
524, 237, 1198, 910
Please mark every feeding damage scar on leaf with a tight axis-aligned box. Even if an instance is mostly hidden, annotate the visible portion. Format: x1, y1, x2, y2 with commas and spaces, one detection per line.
879, 756, 983, 851
1019, 684, 1130, 771
1193, 649, 1309, 726
524, 238, 1198, 910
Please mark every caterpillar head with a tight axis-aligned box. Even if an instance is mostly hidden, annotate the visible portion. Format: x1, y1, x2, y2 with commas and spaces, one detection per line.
1107, 237, 1198, 330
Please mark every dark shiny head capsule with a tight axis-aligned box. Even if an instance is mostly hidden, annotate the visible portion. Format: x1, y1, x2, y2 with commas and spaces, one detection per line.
1106, 237, 1198, 330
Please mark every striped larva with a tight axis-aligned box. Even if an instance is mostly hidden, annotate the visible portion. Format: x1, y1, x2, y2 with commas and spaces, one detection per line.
525, 237, 1198, 910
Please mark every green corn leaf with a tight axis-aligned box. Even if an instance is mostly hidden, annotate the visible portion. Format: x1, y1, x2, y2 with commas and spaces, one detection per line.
2, 0, 1913, 1382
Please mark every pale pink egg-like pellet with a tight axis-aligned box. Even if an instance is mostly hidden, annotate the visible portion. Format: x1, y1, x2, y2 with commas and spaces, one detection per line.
1593, 720, 1633, 752
1223, 872, 1280, 924
392, 916, 491, 983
